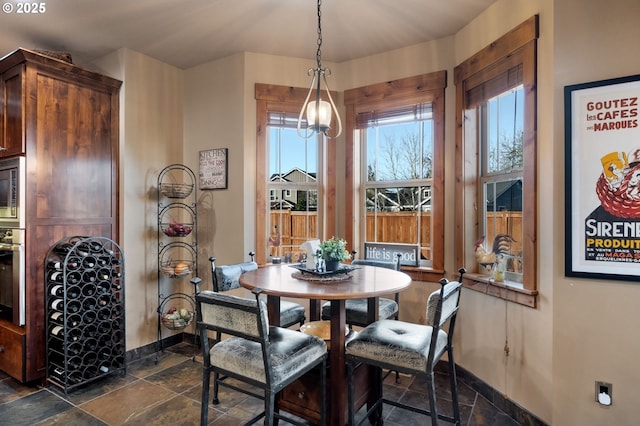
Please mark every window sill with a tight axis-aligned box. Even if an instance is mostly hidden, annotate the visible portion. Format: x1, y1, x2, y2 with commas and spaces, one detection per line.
400, 266, 446, 283
462, 273, 538, 308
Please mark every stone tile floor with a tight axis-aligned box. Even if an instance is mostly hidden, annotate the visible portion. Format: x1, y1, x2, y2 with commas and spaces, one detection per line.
0, 342, 521, 425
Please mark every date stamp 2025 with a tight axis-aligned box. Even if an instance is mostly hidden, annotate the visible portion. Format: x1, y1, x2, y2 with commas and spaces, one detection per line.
3, 2, 47, 14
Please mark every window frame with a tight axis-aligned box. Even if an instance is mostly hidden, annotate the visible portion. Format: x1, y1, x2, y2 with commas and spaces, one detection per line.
255, 83, 336, 266
344, 71, 446, 281
454, 15, 539, 307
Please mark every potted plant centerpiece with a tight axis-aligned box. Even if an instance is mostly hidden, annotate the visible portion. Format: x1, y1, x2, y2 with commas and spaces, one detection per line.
319, 237, 351, 271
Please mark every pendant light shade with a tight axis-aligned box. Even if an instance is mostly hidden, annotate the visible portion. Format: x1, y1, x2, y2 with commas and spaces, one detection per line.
297, 0, 342, 139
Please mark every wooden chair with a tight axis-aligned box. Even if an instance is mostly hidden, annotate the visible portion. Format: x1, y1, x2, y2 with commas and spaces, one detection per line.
196, 288, 327, 425
206, 252, 306, 328
320, 252, 402, 327
346, 268, 466, 426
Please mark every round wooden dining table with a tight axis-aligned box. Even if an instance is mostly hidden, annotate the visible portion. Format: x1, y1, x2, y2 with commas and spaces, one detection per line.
239, 263, 411, 426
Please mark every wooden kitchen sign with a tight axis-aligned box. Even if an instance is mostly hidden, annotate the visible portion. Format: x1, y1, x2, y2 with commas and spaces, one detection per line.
199, 148, 228, 190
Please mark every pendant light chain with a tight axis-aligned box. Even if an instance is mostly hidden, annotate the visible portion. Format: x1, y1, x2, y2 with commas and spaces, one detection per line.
316, 0, 323, 71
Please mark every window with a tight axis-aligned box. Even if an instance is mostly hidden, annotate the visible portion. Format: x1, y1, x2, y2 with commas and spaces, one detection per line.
359, 103, 435, 266
255, 84, 337, 265
454, 15, 538, 306
345, 72, 446, 279
267, 114, 319, 260
480, 87, 524, 282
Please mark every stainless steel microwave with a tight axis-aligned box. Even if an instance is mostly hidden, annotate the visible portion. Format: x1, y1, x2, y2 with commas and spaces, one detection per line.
0, 156, 25, 228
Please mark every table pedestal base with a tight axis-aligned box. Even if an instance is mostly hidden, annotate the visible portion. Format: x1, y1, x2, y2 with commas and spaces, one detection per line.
278, 362, 373, 425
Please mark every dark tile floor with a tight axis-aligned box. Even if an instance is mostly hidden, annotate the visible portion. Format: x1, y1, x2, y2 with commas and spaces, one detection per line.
0, 342, 521, 425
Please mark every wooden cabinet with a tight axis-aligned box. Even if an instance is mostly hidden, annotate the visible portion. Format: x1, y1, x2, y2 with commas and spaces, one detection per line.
0, 48, 121, 383
0, 63, 25, 157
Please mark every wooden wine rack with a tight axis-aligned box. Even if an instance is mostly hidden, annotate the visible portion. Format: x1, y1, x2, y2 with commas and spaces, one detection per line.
45, 236, 125, 395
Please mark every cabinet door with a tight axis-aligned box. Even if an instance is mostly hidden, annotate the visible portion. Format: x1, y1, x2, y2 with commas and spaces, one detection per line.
0, 64, 26, 157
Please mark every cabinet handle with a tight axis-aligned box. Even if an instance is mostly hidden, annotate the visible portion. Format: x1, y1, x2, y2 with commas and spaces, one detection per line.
0, 346, 4, 353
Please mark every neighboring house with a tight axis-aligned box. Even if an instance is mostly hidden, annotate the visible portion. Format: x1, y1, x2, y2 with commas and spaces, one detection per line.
486, 180, 523, 212
365, 187, 432, 212
269, 168, 317, 210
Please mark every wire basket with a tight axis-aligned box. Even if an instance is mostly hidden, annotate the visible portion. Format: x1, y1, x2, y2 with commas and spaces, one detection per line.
161, 310, 194, 330
161, 221, 193, 237
595, 163, 640, 219
160, 183, 194, 199
160, 260, 193, 278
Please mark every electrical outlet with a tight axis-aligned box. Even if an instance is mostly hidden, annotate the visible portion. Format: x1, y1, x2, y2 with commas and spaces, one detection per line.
595, 381, 612, 405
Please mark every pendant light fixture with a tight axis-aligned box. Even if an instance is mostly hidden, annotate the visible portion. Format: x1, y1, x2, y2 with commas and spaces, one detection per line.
297, 0, 342, 139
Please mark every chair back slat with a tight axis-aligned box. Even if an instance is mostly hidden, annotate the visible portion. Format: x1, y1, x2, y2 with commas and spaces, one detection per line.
212, 261, 258, 292
197, 290, 268, 339
426, 280, 462, 327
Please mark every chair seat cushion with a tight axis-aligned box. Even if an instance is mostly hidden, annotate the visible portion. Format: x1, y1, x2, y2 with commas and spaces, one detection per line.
345, 319, 447, 372
321, 298, 398, 325
210, 326, 326, 387
279, 300, 306, 328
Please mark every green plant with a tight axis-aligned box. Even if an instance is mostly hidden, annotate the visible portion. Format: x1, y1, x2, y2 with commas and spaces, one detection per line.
319, 237, 351, 262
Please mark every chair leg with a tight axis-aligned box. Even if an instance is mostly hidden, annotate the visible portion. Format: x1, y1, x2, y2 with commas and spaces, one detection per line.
320, 359, 327, 426
426, 371, 439, 426
201, 368, 210, 426
448, 353, 461, 425
265, 389, 275, 426
347, 360, 355, 425
212, 371, 220, 404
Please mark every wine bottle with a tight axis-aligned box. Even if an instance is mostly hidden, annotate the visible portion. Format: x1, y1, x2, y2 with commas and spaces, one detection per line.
66, 257, 81, 270
47, 270, 64, 283
50, 298, 64, 311
53, 243, 74, 256
50, 285, 65, 297
66, 272, 82, 285
83, 337, 98, 352
97, 281, 110, 294
88, 240, 104, 253
67, 300, 82, 313
49, 366, 68, 382
82, 297, 97, 311
50, 311, 81, 328
48, 351, 82, 371
47, 260, 63, 270
82, 324, 98, 339
82, 270, 97, 283
82, 364, 98, 379
67, 285, 81, 299
82, 256, 97, 269
97, 268, 111, 281
97, 320, 111, 335
68, 341, 83, 356
81, 283, 97, 297
82, 310, 97, 325
97, 306, 112, 321
97, 294, 113, 307
50, 325, 80, 341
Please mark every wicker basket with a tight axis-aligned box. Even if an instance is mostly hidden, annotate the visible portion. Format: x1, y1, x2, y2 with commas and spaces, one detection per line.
160, 183, 194, 198
161, 311, 194, 330
595, 163, 640, 219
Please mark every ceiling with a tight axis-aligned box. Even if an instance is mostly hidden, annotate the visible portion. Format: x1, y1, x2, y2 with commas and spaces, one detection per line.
0, 0, 498, 69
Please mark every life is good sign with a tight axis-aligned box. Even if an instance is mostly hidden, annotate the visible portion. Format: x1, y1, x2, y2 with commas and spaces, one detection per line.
364, 242, 419, 266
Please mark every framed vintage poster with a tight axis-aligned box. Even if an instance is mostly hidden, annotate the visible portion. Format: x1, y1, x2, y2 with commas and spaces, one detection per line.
199, 148, 228, 190
565, 74, 640, 281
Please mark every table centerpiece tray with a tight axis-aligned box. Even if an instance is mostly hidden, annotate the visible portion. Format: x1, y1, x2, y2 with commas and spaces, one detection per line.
289, 263, 357, 282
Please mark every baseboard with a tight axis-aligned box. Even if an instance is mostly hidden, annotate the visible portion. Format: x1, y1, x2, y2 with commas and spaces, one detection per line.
452, 363, 549, 426
125, 333, 184, 363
